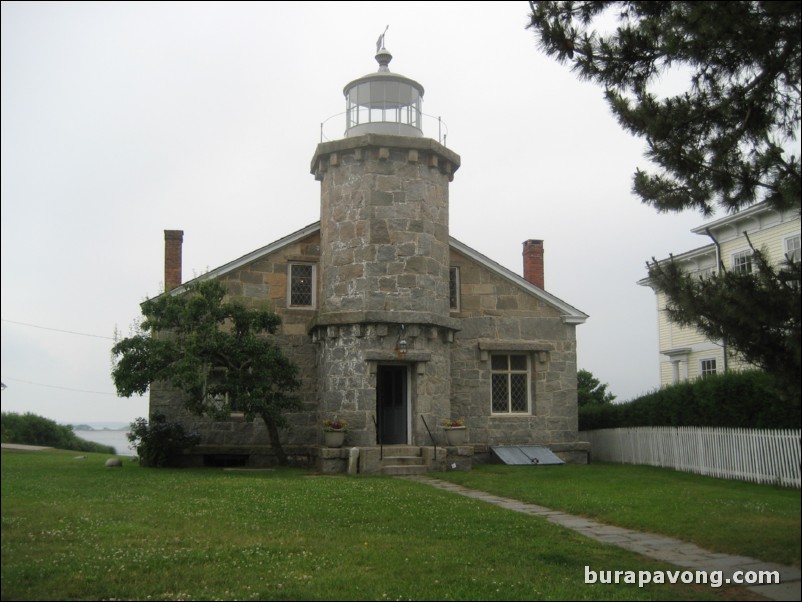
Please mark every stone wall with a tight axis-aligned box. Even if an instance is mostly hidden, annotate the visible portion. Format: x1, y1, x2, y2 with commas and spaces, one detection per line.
313, 134, 459, 318
312, 320, 454, 447
148, 231, 586, 464
449, 248, 580, 448
148, 232, 323, 458
309, 134, 462, 448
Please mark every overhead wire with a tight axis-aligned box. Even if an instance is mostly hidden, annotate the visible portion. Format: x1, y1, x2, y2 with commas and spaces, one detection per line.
1, 318, 115, 340
1, 318, 122, 396
2, 377, 120, 396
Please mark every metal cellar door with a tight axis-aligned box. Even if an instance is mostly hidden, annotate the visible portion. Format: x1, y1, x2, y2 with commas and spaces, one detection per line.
376, 365, 408, 445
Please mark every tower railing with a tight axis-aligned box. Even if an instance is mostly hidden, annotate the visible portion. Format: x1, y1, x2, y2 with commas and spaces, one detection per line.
319, 111, 449, 146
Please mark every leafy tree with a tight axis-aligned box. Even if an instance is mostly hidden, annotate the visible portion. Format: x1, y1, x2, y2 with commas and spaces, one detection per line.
112, 280, 301, 465
647, 240, 801, 401
528, 1, 800, 215
577, 369, 616, 407
528, 1, 801, 400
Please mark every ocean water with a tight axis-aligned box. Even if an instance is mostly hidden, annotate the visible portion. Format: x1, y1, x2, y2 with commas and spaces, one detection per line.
74, 429, 136, 456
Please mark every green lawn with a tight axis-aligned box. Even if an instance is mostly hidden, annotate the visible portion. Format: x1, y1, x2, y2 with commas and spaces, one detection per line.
432, 463, 801, 567
1, 449, 783, 601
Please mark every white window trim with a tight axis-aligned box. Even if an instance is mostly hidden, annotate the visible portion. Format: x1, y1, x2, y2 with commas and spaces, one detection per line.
730, 248, 753, 274
287, 263, 317, 308
785, 234, 801, 262
699, 357, 717, 378
490, 353, 532, 415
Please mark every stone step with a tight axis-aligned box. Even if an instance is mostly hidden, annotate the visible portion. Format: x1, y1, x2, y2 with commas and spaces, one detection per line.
380, 445, 423, 457
381, 464, 429, 476
379, 455, 423, 466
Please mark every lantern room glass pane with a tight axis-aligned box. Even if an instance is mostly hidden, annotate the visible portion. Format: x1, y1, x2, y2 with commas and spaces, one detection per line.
344, 75, 423, 137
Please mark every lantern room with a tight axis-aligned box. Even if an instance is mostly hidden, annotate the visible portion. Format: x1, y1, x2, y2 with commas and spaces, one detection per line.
343, 43, 424, 138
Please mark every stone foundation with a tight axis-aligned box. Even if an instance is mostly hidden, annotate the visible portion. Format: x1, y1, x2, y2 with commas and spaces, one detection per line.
167, 441, 584, 472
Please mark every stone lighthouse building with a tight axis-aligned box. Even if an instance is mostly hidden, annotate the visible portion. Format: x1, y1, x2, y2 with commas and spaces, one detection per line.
149, 41, 589, 471
311, 44, 460, 448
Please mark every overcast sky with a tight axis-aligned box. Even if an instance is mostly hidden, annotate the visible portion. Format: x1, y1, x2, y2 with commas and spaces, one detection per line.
1, 1, 711, 426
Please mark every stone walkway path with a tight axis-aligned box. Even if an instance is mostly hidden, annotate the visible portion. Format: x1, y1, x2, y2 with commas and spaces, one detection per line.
404, 476, 801, 601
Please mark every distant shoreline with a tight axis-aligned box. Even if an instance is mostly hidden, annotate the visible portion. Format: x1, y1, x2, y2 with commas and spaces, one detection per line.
68, 423, 130, 431
74, 428, 135, 456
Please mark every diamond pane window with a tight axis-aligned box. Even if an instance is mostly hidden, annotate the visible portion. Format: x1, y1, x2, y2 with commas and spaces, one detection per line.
510, 374, 528, 411
490, 354, 530, 414
491, 355, 508, 370
449, 267, 460, 310
510, 355, 527, 371
289, 264, 315, 307
491, 374, 509, 412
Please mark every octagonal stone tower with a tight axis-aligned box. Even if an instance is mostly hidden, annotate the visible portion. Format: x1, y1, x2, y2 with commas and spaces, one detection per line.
310, 42, 461, 447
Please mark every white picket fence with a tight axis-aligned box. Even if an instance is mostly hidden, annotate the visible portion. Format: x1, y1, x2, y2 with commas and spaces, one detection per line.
580, 427, 801, 488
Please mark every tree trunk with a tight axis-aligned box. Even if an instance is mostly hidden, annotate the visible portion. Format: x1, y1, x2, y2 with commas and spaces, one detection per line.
261, 413, 288, 466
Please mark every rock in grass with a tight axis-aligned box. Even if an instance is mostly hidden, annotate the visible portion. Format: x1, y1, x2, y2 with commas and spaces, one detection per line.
105, 458, 123, 468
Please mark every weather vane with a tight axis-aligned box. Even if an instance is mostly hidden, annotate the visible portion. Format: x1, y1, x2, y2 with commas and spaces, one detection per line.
376, 25, 389, 53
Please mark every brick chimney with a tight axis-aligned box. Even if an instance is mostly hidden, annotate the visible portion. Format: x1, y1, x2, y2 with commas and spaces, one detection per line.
164, 230, 184, 292
522, 239, 544, 289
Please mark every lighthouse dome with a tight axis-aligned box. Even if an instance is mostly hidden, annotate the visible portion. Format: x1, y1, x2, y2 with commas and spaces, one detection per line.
343, 44, 424, 138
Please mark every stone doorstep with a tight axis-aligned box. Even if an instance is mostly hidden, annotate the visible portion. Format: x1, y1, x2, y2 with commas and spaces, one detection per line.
379, 445, 425, 457
381, 464, 430, 476
380, 455, 424, 466
378, 446, 438, 476
316, 444, 465, 474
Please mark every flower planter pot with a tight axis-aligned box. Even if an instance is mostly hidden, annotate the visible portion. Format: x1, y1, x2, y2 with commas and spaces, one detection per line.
324, 430, 346, 448
443, 426, 467, 445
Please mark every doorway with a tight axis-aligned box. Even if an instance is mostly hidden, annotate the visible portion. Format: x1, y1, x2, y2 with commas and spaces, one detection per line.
376, 365, 409, 445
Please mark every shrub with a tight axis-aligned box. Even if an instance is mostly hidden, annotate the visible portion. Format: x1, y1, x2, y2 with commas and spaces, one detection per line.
127, 415, 200, 467
579, 370, 799, 430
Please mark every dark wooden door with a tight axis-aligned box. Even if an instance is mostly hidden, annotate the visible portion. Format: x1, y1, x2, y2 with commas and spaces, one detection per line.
377, 365, 408, 444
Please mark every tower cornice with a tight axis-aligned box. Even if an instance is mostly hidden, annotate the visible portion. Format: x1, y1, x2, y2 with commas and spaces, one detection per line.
311, 133, 461, 182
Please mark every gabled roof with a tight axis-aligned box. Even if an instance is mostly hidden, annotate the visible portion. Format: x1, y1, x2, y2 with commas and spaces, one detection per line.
636, 243, 717, 288
173, 222, 588, 324
169, 222, 322, 295
689, 200, 798, 236
448, 238, 587, 324
639, 200, 801, 288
